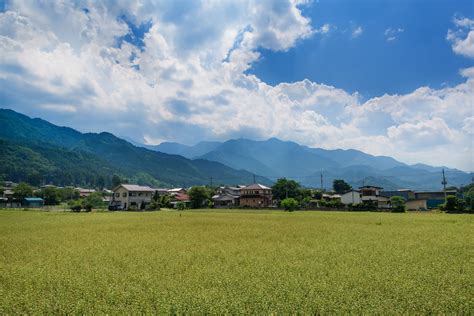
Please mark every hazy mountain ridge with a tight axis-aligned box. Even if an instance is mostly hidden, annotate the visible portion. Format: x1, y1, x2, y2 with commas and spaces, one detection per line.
152, 137, 471, 190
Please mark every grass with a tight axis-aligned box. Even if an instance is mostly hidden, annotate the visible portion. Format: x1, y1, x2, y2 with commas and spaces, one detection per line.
0, 209, 472, 313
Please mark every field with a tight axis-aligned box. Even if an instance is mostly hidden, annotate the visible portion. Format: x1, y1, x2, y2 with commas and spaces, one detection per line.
0, 209, 472, 313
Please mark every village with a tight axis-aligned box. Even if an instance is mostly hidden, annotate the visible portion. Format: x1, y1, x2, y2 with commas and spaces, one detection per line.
0, 179, 469, 213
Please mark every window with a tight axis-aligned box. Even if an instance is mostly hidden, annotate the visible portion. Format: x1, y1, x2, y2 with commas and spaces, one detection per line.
131, 192, 137, 197
122, 192, 127, 197
115, 193, 119, 197
138, 193, 143, 196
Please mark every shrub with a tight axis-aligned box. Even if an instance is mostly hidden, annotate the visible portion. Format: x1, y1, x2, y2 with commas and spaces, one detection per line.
176, 201, 186, 211
390, 196, 406, 213
281, 198, 299, 212
69, 200, 83, 212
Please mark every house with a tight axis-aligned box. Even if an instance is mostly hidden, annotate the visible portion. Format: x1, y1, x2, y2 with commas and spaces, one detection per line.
168, 188, 187, 195
212, 186, 241, 207
322, 194, 341, 202
77, 188, 95, 197
170, 193, 191, 208
359, 186, 390, 208
240, 184, 272, 208
23, 197, 44, 208
111, 184, 155, 210
340, 190, 361, 205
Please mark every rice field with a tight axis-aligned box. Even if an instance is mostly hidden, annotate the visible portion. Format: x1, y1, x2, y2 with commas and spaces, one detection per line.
0, 209, 472, 313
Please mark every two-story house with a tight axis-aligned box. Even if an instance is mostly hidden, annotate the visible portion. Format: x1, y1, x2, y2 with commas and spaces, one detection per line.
359, 185, 390, 208
212, 186, 242, 207
240, 184, 272, 208
111, 184, 155, 210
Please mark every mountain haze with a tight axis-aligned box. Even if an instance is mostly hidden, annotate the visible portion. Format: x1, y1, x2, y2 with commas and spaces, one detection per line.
152, 138, 471, 190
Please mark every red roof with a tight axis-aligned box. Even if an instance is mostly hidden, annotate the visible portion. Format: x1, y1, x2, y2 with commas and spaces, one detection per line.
174, 193, 190, 201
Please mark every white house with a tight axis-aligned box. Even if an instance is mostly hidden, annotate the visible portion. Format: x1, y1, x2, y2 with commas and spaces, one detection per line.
111, 184, 155, 210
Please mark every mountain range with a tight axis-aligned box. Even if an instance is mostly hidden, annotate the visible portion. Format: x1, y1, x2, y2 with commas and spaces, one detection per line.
152, 138, 472, 191
1, 108, 471, 190
0, 109, 269, 187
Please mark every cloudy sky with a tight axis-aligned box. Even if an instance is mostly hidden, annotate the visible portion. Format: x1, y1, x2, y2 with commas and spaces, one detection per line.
0, 0, 473, 171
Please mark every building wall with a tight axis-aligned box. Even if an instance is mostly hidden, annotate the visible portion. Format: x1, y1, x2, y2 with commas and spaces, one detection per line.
406, 199, 428, 210
341, 191, 361, 205
112, 187, 153, 210
240, 197, 271, 208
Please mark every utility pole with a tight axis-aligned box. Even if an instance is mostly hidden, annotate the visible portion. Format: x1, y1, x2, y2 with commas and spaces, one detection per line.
320, 172, 323, 191
442, 168, 447, 203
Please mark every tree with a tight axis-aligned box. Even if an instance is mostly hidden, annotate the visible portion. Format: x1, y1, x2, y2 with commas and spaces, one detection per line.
188, 186, 211, 208
147, 192, 161, 211
333, 179, 352, 194
35, 186, 60, 205
443, 195, 458, 212
272, 178, 301, 201
159, 194, 172, 208
13, 182, 34, 201
68, 199, 83, 212
111, 174, 122, 188
281, 198, 299, 212
390, 196, 406, 213
58, 187, 80, 201
84, 192, 105, 209
465, 187, 474, 213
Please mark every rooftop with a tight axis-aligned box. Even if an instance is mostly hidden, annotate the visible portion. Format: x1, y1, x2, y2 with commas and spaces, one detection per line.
243, 183, 271, 190
115, 184, 155, 192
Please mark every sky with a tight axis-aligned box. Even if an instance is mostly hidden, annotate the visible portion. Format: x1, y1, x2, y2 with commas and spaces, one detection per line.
0, 0, 473, 171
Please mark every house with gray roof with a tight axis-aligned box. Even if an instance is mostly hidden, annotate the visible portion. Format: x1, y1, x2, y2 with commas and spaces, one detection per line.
111, 184, 155, 210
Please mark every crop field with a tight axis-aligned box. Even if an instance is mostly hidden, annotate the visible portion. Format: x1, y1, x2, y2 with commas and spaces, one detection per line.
0, 209, 472, 313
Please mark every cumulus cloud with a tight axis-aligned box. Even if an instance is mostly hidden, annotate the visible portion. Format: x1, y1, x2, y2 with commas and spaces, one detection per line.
0, 1, 472, 171
447, 16, 474, 58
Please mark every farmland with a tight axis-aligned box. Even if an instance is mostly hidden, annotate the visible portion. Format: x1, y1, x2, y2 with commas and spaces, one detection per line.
0, 209, 472, 313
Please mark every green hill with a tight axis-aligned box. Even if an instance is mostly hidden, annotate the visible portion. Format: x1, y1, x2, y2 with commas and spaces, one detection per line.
0, 109, 269, 187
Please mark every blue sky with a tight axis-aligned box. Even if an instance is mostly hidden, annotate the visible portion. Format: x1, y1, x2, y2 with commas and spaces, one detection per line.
250, 0, 473, 97
0, 0, 473, 170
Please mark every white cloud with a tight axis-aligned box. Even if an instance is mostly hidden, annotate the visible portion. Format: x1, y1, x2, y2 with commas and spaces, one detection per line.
447, 16, 474, 58
0, 1, 472, 171
352, 26, 363, 38
384, 27, 404, 41
315, 23, 332, 35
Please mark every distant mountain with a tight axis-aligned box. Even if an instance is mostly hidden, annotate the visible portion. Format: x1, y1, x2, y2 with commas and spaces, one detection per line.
0, 109, 270, 187
148, 137, 472, 191
151, 141, 221, 158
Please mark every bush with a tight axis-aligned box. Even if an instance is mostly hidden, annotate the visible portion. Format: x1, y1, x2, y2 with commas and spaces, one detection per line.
83, 203, 92, 212
390, 196, 406, 213
176, 201, 186, 211
281, 198, 299, 212
443, 195, 458, 213
349, 201, 377, 212
69, 200, 83, 212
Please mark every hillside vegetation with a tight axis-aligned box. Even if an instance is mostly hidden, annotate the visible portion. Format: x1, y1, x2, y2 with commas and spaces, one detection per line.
0, 109, 268, 187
